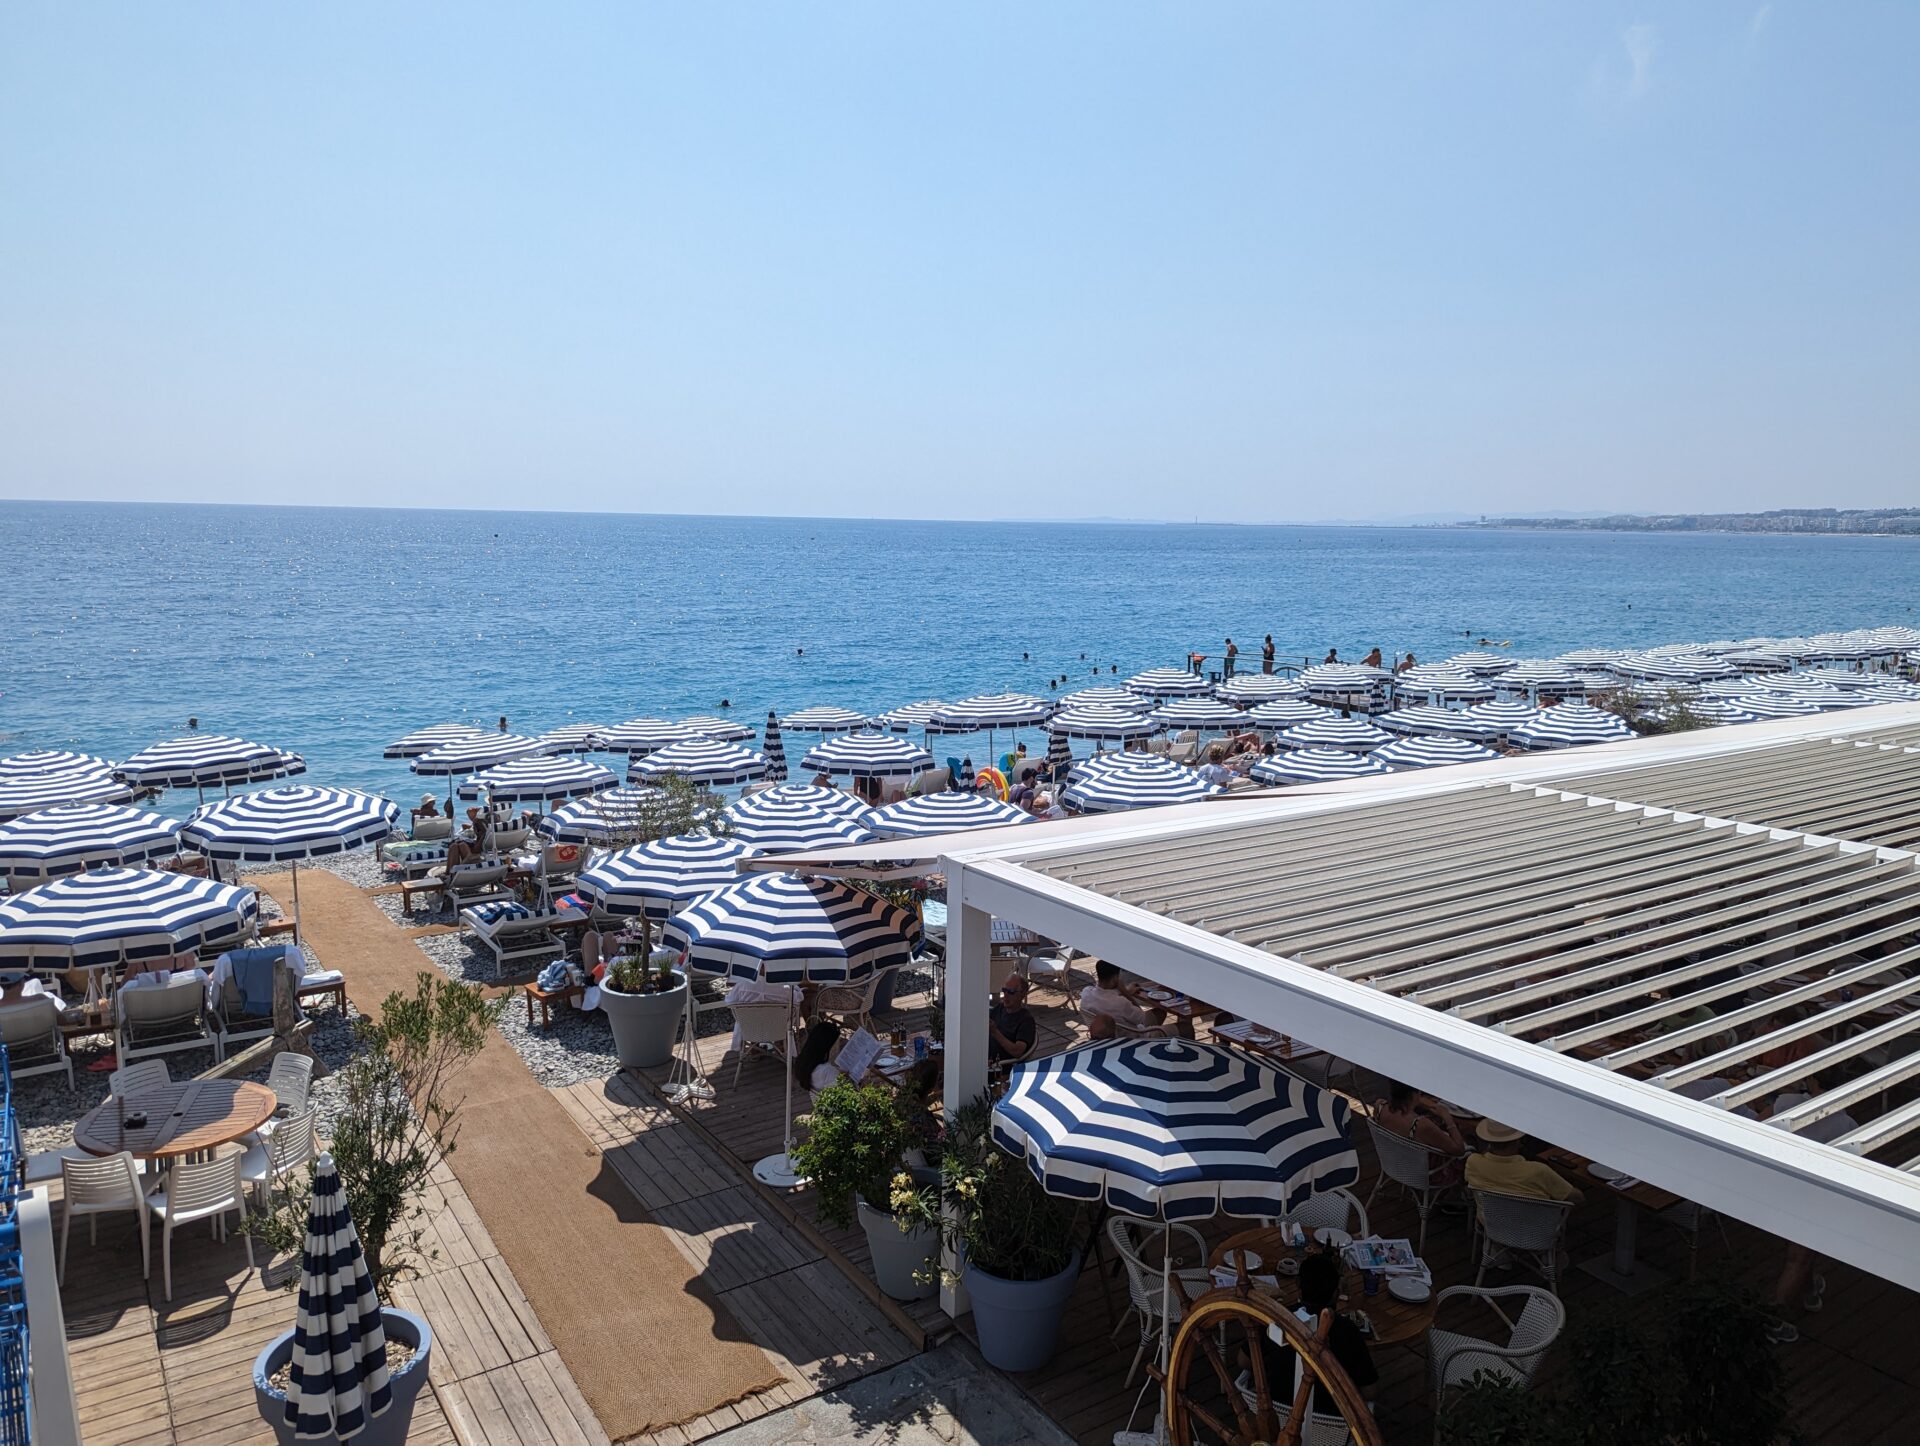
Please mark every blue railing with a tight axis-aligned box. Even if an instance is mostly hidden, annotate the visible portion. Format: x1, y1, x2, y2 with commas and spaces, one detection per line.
0, 1044, 30, 1445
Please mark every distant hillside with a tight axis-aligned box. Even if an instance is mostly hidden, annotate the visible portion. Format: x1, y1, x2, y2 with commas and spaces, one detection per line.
1465, 508, 1920, 537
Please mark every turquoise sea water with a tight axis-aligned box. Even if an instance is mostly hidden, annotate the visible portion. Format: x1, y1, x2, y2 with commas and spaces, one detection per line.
2, 500, 1915, 808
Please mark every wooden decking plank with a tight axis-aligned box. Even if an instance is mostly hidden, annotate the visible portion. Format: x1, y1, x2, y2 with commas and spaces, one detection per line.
480, 1252, 555, 1354
512, 1353, 612, 1446
481, 1358, 563, 1446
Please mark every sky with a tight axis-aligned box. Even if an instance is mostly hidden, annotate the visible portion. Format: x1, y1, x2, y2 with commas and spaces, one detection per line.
1, 2, 1915, 523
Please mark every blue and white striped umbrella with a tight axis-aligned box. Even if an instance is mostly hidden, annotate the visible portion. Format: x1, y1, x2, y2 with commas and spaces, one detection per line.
1673, 698, 1763, 726
1298, 663, 1388, 705
1251, 749, 1393, 785
0, 750, 119, 782
1377, 705, 1494, 738
0, 768, 136, 822
1373, 736, 1501, 770
458, 755, 619, 805
628, 738, 769, 786
279, 1151, 392, 1441
1727, 692, 1824, 719
800, 731, 935, 780
663, 872, 915, 984
118, 735, 302, 791
599, 718, 701, 756
1753, 678, 1873, 709
1551, 649, 1628, 670
722, 798, 875, 853
734, 783, 872, 821
1058, 687, 1152, 713
1494, 661, 1588, 698
867, 791, 1034, 838
575, 834, 754, 920
1063, 754, 1222, 813
181, 787, 399, 863
679, 716, 755, 743
1046, 705, 1163, 744
1046, 726, 1073, 776
1274, 717, 1393, 753
1124, 668, 1212, 700
929, 694, 1053, 733
1245, 699, 1334, 730
762, 713, 788, 782
0, 804, 184, 883
1392, 665, 1494, 704
1445, 651, 1516, 675
382, 724, 485, 760
1149, 698, 1249, 732
1461, 700, 1542, 736
1215, 674, 1308, 705
535, 723, 607, 754
778, 706, 872, 735
1511, 703, 1635, 750
537, 786, 664, 844
875, 700, 948, 733
992, 1039, 1359, 1221
1855, 681, 1920, 703
410, 734, 545, 776
0, 866, 259, 966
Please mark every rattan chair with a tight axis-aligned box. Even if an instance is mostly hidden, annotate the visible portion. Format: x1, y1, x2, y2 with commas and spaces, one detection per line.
1470, 1188, 1573, 1294
1106, 1216, 1215, 1389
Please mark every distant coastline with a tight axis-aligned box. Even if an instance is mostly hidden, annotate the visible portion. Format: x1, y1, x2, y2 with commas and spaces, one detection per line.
1459, 508, 1920, 538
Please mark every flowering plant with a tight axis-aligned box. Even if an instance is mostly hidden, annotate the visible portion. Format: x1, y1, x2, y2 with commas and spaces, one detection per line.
933, 1094, 1083, 1284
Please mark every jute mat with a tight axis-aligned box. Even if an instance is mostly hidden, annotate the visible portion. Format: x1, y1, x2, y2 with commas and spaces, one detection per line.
259, 869, 783, 1437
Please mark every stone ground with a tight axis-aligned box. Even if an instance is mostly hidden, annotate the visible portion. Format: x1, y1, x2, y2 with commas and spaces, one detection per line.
702, 1340, 1073, 1446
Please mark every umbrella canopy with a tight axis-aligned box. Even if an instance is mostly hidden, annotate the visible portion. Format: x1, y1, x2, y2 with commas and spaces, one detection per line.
0, 866, 258, 966
1461, 700, 1542, 736
1046, 705, 1163, 744
929, 694, 1053, 734
1511, 703, 1635, 750
182, 787, 398, 864
722, 798, 875, 853
874, 700, 948, 733
1392, 665, 1494, 704
457, 755, 618, 806
1214, 674, 1308, 705
1444, 651, 1515, 675
679, 716, 755, 743
778, 706, 871, 734
1673, 698, 1762, 726
1551, 648, 1629, 670
1297, 663, 1388, 703
1274, 717, 1393, 753
992, 1038, 1359, 1220
575, 834, 755, 920
762, 713, 788, 782
0, 750, 119, 782
1251, 749, 1393, 785
1373, 736, 1501, 770
0, 804, 184, 883
0, 768, 136, 822
1494, 661, 1589, 697
279, 1152, 392, 1441
1244, 699, 1334, 730
409, 734, 545, 776
734, 782, 873, 821
534, 723, 607, 754
627, 738, 769, 787
1377, 705, 1494, 738
1754, 677, 1875, 708
1727, 692, 1824, 719
598, 719, 701, 756
800, 731, 936, 780
118, 735, 301, 791
664, 872, 915, 984
1124, 667, 1212, 700
1062, 754, 1222, 813
382, 724, 485, 760
1856, 681, 1920, 703
1058, 687, 1152, 712
1148, 698, 1249, 732
867, 791, 1034, 838
537, 785, 664, 844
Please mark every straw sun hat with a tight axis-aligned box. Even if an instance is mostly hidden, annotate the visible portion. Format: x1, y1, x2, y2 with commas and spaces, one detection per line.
1476, 1119, 1525, 1144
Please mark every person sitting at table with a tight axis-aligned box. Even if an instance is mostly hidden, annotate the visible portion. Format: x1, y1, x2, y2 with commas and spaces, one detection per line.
1009, 767, 1039, 807
989, 975, 1037, 1065
1464, 1119, 1583, 1204
793, 1019, 845, 1093
1080, 960, 1179, 1038
1253, 1250, 1378, 1416
1373, 1080, 1468, 1184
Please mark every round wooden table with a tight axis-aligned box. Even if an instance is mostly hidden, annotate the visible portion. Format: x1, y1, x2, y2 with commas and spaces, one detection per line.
74, 1080, 276, 1161
1209, 1227, 1437, 1347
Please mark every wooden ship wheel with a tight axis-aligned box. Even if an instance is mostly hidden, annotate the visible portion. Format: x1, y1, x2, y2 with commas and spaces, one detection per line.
1156, 1285, 1384, 1446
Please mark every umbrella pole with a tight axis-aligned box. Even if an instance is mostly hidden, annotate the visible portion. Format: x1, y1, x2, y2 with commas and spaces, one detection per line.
291, 862, 302, 948
753, 986, 807, 1188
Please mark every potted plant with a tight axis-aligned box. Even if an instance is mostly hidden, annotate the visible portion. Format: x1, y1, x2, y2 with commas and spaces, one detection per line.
251, 974, 498, 1444
937, 1095, 1084, 1372
598, 921, 690, 1069
790, 1079, 940, 1300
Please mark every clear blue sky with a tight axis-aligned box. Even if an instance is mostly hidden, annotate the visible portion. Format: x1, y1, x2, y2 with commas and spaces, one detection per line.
1, 3, 1914, 522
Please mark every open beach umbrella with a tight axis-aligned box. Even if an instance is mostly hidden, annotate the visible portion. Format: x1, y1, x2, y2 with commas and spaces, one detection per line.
1274, 717, 1393, 753
762, 713, 788, 782
1215, 674, 1308, 705
181, 786, 398, 945
1855, 681, 1920, 703
1058, 687, 1152, 713
1511, 703, 1635, 750
928, 696, 1054, 764
1377, 705, 1493, 739
800, 731, 935, 780
1727, 692, 1824, 719
1754, 678, 1874, 708
1461, 700, 1541, 737
722, 795, 875, 852
457, 755, 618, 806
1245, 699, 1334, 730
0, 767, 137, 822
1046, 705, 1163, 746
1252, 748, 1393, 785
0, 750, 119, 782
875, 700, 947, 735
1392, 665, 1494, 705
1298, 663, 1388, 707
867, 791, 1034, 838
537, 785, 664, 844
1445, 651, 1515, 675
1063, 754, 1222, 813
679, 716, 755, 743
1671, 698, 1763, 726
575, 834, 755, 920
778, 706, 871, 735
409, 733, 544, 777
0, 804, 184, 885
628, 738, 769, 787
1149, 697, 1249, 732
0, 866, 259, 968
118, 735, 304, 799
278, 1152, 392, 1441
598, 719, 701, 756
382, 724, 485, 760
1374, 736, 1501, 770
1124, 667, 1212, 700
664, 872, 916, 1187
1493, 661, 1589, 700
734, 782, 873, 821
1551, 648, 1628, 670
534, 723, 607, 754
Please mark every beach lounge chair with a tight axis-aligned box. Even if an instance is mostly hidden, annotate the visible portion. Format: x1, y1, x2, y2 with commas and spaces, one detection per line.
907, 767, 951, 796
460, 900, 564, 980
490, 825, 532, 853
380, 815, 452, 864
0, 995, 73, 1086
444, 860, 515, 914
209, 946, 305, 1054
117, 970, 219, 1066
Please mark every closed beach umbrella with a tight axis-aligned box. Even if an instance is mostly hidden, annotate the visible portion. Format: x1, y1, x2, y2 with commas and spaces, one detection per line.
867, 791, 1033, 838
1045, 725, 1073, 777
410, 733, 544, 776
1047, 705, 1162, 745
382, 724, 484, 760
1274, 717, 1393, 753
1445, 651, 1515, 675
778, 706, 871, 735
1461, 700, 1541, 737
628, 738, 769, 787
1245, 699, 1333, 730
119, 735, 303, 797
458, 755, 618, 806
1393, 665, 1493, 705
1511, 703, 1635, 750
0, 768, 136, 821
1378, 705, 1494, 739
575, 834, 754, 920
0, 866, 258, 968
0, 803, 183, 885
537, 785, 664, 844
535, 724, 607, 754
679, 716, 755, 743
762, 712, 788, 782
800, 731, 935, 780
1727, 692, 1823, 719
1149, 698, 1248, 732
278, 1152, 392, 1442
1252, 748, 1393, 785
1058, 687, 1152, 712
1124, 667, 1211, 700
1063, 754, 1222, 813
1215, 674, 1308, 705
1374, 736, 1501, 770
599, 719, 701, 756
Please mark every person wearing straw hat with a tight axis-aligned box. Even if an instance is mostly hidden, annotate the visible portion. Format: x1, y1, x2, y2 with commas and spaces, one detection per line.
1464, 1118, 1583, 1203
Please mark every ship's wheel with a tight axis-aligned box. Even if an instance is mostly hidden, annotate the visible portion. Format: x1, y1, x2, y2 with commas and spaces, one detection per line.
1155, 1284, 1383, 1446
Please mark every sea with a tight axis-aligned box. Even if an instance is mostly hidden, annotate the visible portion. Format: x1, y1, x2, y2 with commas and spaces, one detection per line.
3, 500, 1915, 812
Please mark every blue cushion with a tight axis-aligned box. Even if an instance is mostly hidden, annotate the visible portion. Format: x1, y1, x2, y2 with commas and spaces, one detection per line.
469, 901, 531, 925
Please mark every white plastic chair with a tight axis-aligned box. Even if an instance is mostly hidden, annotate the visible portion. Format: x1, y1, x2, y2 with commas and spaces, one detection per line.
145, 1150, 252, 1300
59, 1151, 149, 1284
241, 1109, 316, 1206
1470, 1189, 1573, 1295
265, 1052, 315, 1116
109, 1058, 172, 1099
1364, 1119, 1455, 1254
1426, 1284, 1565, 1415
1106, 1216, 1214, 1389
1272, 1185, 1370, 1238
730, 1002, 795, 1087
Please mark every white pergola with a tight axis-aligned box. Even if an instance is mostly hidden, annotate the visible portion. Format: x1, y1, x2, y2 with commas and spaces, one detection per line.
755, 702, 1920, 1300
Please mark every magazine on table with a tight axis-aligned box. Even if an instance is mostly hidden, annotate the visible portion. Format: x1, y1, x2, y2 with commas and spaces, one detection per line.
1343, 1236, 1427, 1279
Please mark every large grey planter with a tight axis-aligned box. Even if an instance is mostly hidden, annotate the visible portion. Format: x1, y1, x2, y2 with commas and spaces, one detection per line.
856, 1196, 939, 1301
600, 970, 688, 1069
964, 1249, 1082, 1372
253, 1306, 432, 1446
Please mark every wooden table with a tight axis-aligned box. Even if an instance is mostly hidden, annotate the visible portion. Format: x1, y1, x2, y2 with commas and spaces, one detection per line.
523, 979, 585, 1028
1209, 1227, 1436, 1347
74, 1080, 276, 1161
1212, 1021, 1330, 1070
1542, 1147, 1680, 1295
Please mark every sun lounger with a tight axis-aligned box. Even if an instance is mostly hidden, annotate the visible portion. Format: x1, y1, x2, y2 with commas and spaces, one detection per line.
460, 900, 564, 980
209, 946, 306, 1052
379, 815, 451, 863
117, 969, 219, 1065
444, 861, 515, 914
0, 995, 73, 1086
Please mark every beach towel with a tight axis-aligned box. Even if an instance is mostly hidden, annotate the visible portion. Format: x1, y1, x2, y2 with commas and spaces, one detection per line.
469, 900, 532, 926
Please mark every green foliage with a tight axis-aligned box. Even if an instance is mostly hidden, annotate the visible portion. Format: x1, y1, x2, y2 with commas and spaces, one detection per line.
1559, 1309, 1673, 1443
609, 773, 730, 847
1438, 1372, 1575, 1446
605, 937, 683, 996
1662, 1279, 1789, 1446
790, 1080, 915, 1231
937, 1094, 1082, 1283
1592, 685, 1711, 736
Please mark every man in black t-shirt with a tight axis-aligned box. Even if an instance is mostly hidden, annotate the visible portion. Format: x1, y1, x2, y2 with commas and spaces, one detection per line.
988, 975, 1037, 1064
1258, 1251, 1378, 1417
